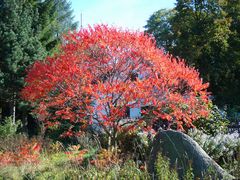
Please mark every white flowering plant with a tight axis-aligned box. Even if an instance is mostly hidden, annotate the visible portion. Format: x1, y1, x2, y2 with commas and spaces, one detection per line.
188, 129, 240, 177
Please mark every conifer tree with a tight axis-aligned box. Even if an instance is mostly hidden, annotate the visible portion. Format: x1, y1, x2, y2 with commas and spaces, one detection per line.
0, 0, 46, 123
0, 0, 78, 135
33, 0, 78, 55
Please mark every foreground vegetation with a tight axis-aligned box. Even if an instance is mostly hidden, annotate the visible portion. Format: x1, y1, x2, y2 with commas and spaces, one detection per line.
0, 117, 239, 179
0, 135, 238, 179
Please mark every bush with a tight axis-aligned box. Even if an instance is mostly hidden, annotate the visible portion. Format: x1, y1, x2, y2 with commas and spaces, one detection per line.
0, 134, 41, 167
0, 134, 29, 152
76, 131, 102, 150
193, 105, 229, 136
22, 25, 210, 150
0, 116, 22, 137
118, 131, 149, 162
188, 129, 240, 178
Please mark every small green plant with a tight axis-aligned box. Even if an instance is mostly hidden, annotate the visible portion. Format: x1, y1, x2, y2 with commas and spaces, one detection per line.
184, 163, 194, 180
0, 116, 21, 137
155, 153, 178, 180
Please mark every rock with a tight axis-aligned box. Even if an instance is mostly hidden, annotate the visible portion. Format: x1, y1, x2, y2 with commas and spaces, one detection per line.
148, 129, 235, 179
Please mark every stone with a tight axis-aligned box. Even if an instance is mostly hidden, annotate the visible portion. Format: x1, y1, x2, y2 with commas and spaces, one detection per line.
148, 129, 235, 179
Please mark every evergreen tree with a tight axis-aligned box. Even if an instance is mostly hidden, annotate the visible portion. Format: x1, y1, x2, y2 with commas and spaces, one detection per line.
0, 0, 46, 123
54, 0, 78, 36
32, 0, 78, 55
0, 0, 78, 136
33, 0, 59, 53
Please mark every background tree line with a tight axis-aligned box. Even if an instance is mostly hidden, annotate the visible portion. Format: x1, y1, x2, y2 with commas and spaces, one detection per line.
145, 0, 240, 113
0, 0, 77, 135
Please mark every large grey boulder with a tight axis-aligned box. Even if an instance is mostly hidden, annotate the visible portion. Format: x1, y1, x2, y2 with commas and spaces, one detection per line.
148, 129, 235, 179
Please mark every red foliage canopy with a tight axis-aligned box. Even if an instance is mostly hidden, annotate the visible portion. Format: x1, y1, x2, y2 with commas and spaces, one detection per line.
21, 25, 209, 142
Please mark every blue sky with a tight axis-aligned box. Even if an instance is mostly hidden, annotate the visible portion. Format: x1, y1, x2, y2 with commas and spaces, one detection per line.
71, 0, 176, 31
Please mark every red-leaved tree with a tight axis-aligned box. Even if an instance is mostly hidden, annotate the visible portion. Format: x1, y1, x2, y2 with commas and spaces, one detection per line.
21, 25, 210, 147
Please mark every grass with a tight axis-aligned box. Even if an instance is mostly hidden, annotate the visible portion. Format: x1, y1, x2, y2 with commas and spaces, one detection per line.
0, 131, 238, 179
0, 136, 149, 180
0, 152, 150, 179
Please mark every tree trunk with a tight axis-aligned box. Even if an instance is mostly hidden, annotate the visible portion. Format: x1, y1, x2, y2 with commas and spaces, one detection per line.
108, 129, 112, 150
107, 131, 117, 150
0, 106, 2, 122
12, 92, 16, 124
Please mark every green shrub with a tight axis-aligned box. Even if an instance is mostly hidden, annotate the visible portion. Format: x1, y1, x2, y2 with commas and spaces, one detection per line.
0, 116, 21, 137
193, 105, 229, 136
